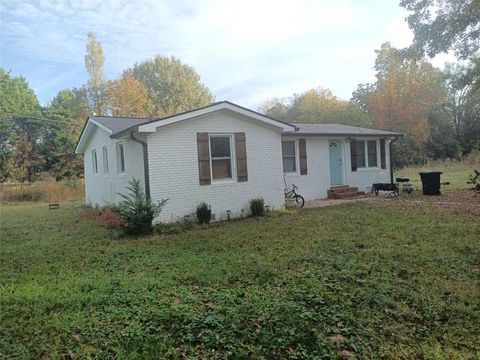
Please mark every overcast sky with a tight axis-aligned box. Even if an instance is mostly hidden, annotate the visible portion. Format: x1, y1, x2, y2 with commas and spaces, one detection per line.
0, 0, 454, 109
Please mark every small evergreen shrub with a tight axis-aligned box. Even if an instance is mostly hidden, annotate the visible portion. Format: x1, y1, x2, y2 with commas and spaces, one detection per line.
196, 202, 212, 224
250, 197, 265, 217
112, 178, 168, 235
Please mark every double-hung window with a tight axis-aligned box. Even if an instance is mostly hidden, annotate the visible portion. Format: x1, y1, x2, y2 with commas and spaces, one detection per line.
117, 143, 125, 174
92, 149, 98, 175
282, 141, 296, 173
352, 140, 379, 168
354, 141, 366, 168
209, 136, 233, 180
102, 146, 109, 175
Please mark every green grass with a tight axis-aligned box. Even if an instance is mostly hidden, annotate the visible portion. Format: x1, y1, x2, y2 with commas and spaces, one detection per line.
1, 199, 479, 359
397, 154, 480, 190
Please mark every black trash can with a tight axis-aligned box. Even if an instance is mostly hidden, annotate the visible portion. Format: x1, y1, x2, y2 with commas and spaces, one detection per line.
419, 171, 442, 195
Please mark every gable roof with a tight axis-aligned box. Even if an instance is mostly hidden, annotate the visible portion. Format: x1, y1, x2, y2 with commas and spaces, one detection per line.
283, 123, 401, 137
75, 102, 401, 154
75, 101, 296, 153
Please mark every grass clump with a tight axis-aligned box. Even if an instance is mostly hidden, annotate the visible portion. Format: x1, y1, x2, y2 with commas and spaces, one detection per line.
0, 179, 84, 203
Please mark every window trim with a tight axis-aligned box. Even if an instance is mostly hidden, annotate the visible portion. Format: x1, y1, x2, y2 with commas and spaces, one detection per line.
92, 149, 98, 176
102, 146, 109, 176
117, 143, 125, 175
208, 134, 236, 183
351, 139, 380, 170
282, 139, 298, 174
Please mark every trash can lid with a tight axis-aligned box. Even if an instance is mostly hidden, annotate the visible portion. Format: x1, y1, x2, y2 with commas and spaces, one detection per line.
418, 171, 443, 174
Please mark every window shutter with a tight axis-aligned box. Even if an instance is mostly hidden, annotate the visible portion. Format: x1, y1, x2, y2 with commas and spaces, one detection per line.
380, 139, 386, 169
350, 139, 357, 172
235, 132, 248, 182
299, 138, 307, 175
197, 132, 211, 185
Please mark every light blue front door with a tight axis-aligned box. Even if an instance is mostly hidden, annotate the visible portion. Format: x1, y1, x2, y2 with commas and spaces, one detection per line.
329, 140, 343, 185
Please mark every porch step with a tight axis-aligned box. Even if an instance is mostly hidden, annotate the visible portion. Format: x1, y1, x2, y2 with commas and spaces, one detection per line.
327, 185, 365, 199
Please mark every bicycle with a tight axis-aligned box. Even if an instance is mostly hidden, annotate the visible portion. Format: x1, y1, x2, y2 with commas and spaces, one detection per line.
284, 183, 305, 208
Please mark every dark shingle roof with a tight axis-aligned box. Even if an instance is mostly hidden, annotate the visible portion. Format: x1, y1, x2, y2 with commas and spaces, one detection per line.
285, 123, 401, 137
91, 116, 152, 135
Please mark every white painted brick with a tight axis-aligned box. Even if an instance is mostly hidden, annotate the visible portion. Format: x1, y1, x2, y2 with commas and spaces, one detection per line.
83, 128, 145, 207
146, 110, 285, 222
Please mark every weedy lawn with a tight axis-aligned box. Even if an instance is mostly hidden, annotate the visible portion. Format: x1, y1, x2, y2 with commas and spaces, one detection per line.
1, 196, 479, 359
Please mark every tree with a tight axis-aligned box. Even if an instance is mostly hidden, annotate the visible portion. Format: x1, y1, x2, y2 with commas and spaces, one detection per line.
400, 0, 479, 60
0, 68, 43, 182
106, 73, 150, 117
128, 55, 214, 117
351, 43, 456, 165
400, 0, 480, 90
40, 89, 89, 179
261, 88, 372, 127
356, 43, 447, 147
84, 32, 106, 115
444, 60, 480, 153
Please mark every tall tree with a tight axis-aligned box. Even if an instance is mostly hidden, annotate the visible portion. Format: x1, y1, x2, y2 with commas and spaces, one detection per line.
106, 73, 150, 117
128, 55, 214, 117
84, 32, 106, 115
0, 68, 43, 182
355, 43, 447, 148
444, 60, 480, 153
261, 88, 372, 127
400, 0, 479, 60
40, 89, 89, 179
400, 0, 480, 89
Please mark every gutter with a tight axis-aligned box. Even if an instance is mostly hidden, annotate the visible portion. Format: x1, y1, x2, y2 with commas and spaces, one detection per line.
129, 132, 151, 200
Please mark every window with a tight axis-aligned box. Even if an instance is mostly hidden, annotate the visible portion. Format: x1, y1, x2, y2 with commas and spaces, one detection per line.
354, 140, 366, 168
282, 141, 296, 173
102, 146, 109, 175
117, 143, 125, 174
367, 140, 377, 167
209, 136, 232, 180
92, 149, 98, 175
351, 139, 379, 170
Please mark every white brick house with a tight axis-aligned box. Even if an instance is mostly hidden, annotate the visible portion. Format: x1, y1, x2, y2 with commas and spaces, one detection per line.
75, 101, 400, 222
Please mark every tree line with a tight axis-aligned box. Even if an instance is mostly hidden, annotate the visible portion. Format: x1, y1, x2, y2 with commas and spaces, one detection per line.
1, 0, 478, 182
0, 32, 214, 182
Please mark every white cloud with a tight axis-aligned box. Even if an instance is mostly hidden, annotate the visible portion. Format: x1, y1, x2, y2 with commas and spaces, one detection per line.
1, 0, 459, 107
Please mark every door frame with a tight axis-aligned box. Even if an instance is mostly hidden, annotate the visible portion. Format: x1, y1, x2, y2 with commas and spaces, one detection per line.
328, 139, 344, 185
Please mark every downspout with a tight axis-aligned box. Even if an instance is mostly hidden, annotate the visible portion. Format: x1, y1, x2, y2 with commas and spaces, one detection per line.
130, 132, 150, 199
389, 137, 397, 184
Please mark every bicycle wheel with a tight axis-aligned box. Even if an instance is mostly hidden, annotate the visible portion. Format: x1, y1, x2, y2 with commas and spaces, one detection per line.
294, 195, 305, 208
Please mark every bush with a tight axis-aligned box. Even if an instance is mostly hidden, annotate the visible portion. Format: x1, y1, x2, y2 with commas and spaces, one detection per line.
196, 202, 212, 224
250, 197, 265, 217
112, 179, 168, 235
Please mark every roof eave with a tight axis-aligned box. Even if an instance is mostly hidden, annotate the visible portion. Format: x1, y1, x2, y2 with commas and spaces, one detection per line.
283, 132, 403, 137
75, 117, 114, 154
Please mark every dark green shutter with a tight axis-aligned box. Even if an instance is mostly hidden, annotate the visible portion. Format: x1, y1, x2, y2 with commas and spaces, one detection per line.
350, 139, 357, 172
299, 138, 307, 175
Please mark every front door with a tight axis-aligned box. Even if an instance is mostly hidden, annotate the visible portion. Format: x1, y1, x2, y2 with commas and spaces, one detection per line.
329, 140, 343, 185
